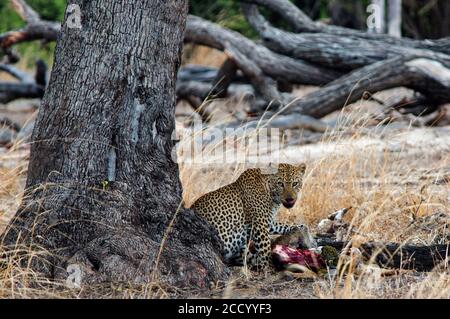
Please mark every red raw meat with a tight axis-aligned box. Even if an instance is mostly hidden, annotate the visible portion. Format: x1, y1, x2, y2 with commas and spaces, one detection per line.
272, 245, 326, 272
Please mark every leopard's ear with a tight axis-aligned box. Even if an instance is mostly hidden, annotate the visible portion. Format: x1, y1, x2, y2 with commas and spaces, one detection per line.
296, 163, 306, 175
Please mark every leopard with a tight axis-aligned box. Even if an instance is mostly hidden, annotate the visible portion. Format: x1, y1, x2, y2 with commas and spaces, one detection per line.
192, 163, 315, 271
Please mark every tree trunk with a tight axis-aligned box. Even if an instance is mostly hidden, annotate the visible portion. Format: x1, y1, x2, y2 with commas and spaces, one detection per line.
388, 0, 402, 38
2, 0, 228, 288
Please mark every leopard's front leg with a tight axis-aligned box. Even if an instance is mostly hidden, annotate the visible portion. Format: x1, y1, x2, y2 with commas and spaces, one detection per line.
269, 221, 299, 235
269, 222, 317, 248
248, 220, 272, 271
268, 206, 310, 236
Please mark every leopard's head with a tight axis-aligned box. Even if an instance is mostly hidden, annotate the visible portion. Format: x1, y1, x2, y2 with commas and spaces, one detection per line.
266, 163, 307, 209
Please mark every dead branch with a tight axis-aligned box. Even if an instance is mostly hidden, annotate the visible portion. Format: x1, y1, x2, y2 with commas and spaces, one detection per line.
241, 3, 450, 71
241, 0, 450, 55
178, 64, 238, 83
224, 113, 330, 133
282, 54, 450, 118
1, 0, 449, 130
185, 15, 342, 86
185, 9, 450, 121
0, 117, 21, 132
224, 45, 288, 107
0, 63, 33, 82
0, 61, 46, 104
0, 1, 60, 61
209, 58, 239, 99
316, 237, 450, 272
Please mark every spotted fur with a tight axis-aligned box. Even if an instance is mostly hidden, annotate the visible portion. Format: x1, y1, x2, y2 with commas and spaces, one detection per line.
192, 163, 308, 270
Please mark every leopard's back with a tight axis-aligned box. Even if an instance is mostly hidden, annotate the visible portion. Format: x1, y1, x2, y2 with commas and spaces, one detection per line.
193, 182, 245, 235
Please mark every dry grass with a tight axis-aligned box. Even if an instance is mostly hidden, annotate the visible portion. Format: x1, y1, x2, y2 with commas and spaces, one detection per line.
182, 44, 227, 67
0, 51, 449, 298
1, 98, 450, 298
177, 98, 450, 299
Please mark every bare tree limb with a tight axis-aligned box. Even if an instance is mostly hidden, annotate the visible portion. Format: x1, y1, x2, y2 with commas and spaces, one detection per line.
0, 117, 21, 132
0, 63, 34, 82
241, 0, 450, 55
185, 15, 342, 85
316, 237, 450, 272
11, 0, 40, 23
0, 82, 44, 103
224, 45, 288, 106
209, 58, 239, 99
2, 0, 449, 130
241, 3, 450, 71
283, 54, 450, 118
0, 61, 46, 103
0, 0, 60, 59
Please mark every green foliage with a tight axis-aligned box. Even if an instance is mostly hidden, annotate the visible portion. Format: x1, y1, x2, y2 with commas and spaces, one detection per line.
0, 0, 66, 33
0, 1, 24, 33
27, 0, 66, 21
0, 0, 65, 67
189, 0, 255, 37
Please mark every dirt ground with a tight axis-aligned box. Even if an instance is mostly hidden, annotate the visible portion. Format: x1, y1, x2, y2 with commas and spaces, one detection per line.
1, 83, 449, 298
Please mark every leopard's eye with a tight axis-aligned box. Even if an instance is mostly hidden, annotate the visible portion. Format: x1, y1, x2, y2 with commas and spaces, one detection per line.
277, 181, 284, 187
292, 181, 299, 187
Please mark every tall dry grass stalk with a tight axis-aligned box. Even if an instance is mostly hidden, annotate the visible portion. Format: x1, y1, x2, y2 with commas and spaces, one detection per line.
0, 94, 449, 298
178, 102, 449, 299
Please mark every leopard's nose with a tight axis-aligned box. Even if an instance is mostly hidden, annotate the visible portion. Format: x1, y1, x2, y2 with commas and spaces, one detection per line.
283, 198, 296, 208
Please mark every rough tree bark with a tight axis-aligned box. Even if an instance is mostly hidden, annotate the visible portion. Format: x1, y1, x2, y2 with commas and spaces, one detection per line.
2, 0, 228, 288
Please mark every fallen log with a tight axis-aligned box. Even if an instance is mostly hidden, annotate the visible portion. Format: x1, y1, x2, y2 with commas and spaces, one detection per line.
2, 0, 449, 130
224, 45, 288, 108
316, 237, 449, 272
0, 61, 46, 104
176, 79, 265, 121
178, 59, 249, 122
184, 7, 450, 121
0, 82, 43, 103
0, 1, 337, 114
0, 2, 340, 88
178, 65, 220, 83
242, 3, 450, 71
179, 51, 450, 125
178, 59, 241, 121
241, 0, 450, 55
178, 64, 248, 85
185, 15, 342, 86
0, 117, 21, 132
282, 54, 450, 118
223, 113, 330, 133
